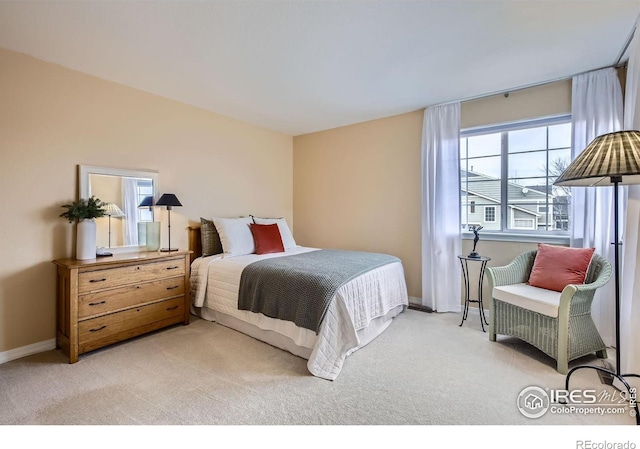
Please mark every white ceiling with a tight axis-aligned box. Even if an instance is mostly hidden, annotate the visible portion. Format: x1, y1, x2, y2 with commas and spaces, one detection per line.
1, 1, 639, 136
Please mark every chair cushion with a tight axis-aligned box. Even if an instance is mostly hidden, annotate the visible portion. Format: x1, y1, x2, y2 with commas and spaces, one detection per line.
528, 243, 595, 292
493, 283, 562, 318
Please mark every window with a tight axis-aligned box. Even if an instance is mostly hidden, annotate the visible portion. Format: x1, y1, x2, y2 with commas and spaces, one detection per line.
460, 115, 571, 234
136, 179, 154, 222
484, 206, 496, 222
513, 218, 535, 229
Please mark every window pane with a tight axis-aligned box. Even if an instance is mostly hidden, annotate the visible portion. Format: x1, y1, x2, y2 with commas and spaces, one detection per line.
548, 148, 572, 182
508, 151, 547, 178
466, 155, 501, 178
461, 159, 502, 231
548, 123, 571, 149
508, 127, 546, 153
460, 137, 468, 159
467, 133, 501, 158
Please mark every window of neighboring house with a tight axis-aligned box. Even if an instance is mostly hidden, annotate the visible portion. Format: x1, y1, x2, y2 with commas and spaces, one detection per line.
513, 218, 535, 229
460, 114, 571, 235
484, 206, 496, 223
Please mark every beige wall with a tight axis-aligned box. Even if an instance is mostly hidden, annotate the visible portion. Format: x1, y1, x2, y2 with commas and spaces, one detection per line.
293, 80, 573, 303
0, 48, 292, 355
293, 111, 423, 297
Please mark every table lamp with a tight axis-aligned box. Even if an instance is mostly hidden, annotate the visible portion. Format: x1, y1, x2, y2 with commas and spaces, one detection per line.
156, 193, 182, 252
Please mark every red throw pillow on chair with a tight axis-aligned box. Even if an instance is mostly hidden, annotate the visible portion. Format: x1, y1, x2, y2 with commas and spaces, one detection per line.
528, 243, 595, 292
249, 223, 285, 255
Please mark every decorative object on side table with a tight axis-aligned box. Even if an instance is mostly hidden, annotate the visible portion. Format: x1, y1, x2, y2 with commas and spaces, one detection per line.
156, 193, 182, 252
468, 225, 483, 259
138, 196, 161, 251
59, 196, 107, 260
554, 129, 640, 424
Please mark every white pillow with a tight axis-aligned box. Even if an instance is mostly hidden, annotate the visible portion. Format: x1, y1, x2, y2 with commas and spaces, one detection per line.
212, 216, 255, 257
252, 216, 297, 250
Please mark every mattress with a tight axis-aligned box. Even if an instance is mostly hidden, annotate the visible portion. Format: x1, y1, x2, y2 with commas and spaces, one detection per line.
190, 246, 409, 380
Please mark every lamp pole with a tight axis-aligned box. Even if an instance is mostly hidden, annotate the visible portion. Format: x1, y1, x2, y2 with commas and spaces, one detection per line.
612, 176, 622, 377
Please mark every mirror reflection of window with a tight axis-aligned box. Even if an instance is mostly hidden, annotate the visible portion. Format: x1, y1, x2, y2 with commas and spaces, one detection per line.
88, 173, 155, 248
137, 180, 154, 222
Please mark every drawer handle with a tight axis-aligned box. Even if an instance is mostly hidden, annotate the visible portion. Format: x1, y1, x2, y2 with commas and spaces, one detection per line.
89, 278, 107, 283
166, 285, 179, 290
136, 266, 141, 270
88, 301, 106, 306
89, 325, 107, 332
166, 305, 179, 311
166, 266, 180, 270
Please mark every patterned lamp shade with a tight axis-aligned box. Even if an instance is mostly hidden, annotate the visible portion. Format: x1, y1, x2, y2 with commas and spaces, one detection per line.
103, 202, 125, 217
554, 130, 640, 187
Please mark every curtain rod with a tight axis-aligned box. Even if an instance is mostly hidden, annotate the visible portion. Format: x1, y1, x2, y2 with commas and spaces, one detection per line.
431, 63, 620, 108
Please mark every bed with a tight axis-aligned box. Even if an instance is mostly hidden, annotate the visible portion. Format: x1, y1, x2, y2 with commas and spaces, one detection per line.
187, 218, 408, 380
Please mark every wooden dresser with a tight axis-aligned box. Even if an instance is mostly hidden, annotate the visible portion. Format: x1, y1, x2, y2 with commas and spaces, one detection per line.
53, 250, 191, 363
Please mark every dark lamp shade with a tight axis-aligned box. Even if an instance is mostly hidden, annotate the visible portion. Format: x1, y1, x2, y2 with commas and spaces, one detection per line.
156, 194, 182, 207
554, 130, 640, 187
138, 196, 154, 208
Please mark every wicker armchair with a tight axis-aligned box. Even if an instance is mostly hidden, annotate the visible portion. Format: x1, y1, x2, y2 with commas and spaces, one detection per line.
486, 250, 612, 374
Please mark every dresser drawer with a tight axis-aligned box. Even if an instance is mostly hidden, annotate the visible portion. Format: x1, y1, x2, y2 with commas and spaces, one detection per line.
78, 297, 185, 351
78, 277, 185, 319
78, 258, 185, 293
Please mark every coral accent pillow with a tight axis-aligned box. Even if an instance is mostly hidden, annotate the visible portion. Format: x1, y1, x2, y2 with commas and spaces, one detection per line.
250, 223, 285, 255
528, 243, 595, 292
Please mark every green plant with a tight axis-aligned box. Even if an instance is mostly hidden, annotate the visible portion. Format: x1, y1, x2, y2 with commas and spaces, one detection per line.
59, 196, 107, 223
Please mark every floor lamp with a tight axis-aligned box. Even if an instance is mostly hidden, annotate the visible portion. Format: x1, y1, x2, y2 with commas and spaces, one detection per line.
156, 193, 182, 252
554, 130, 640, 424
102, 202, 125, 251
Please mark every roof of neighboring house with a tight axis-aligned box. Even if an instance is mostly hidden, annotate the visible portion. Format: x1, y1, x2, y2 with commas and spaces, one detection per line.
461, 170, 552, 218
461, 170, 549, 203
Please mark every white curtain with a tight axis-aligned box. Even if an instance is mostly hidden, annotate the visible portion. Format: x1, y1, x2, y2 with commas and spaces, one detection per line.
122, 177, 139, 246
621, 16, 640, 374
421, 103, 461, 311
570, 67, 623, 346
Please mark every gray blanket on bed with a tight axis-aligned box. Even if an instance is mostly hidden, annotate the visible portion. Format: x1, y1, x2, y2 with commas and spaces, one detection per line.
237, 249, 401, 333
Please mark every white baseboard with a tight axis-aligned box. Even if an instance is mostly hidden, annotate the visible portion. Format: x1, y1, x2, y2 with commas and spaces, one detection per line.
0, 339, 56, 365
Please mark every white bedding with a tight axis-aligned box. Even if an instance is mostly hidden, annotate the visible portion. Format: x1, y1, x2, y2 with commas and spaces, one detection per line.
190, 246, 408, 380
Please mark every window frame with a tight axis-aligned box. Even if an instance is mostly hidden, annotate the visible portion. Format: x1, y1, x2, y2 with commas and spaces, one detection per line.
460, 114, 571, 244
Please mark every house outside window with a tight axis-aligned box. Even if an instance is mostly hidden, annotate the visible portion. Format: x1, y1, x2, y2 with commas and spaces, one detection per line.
460, 115, 571, 235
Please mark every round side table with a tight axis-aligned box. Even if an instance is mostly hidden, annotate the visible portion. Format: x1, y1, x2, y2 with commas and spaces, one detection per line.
458, 255, 491, 332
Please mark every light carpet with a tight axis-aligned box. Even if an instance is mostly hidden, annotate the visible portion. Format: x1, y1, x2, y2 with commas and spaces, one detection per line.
0, 309, 636, 426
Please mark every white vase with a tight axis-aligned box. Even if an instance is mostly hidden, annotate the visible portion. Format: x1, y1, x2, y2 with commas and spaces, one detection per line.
76, 219, 96, 260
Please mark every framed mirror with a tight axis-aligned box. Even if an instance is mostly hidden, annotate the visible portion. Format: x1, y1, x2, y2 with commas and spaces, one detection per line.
79, 165, 159, 252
